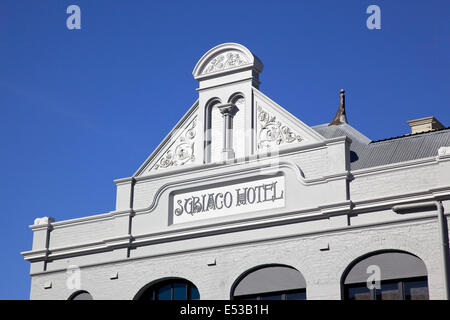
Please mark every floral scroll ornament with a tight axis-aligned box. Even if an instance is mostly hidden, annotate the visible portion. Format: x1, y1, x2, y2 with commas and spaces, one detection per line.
202, 52, 248, 75
257, 106, 302, 149
153, 118, 197, 171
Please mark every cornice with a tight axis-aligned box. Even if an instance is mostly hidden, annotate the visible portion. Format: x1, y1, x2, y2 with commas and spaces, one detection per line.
23, 199, 351, 264
33, 150, 448, 234
22, 186, 450, 267
350, 186, 450, 212
33, 209, 134, 231
50, 211, 114, 228
29, 223, 53, 231
196, 75, 256, 92
26, 209, 448, 277
21, 249, 49, 262
131, 137, 342, 183
131, 160, 350, 216
350, 155, 445, 178
325, 135, 353, 145
103, 235, 133, 249
113, 177, 135, 185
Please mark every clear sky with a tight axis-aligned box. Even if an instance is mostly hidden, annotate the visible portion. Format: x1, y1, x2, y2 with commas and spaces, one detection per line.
0, 0, 449, 299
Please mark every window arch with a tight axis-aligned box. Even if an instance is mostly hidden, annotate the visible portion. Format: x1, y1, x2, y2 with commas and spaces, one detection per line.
227, 93, 244, 158
68, 290, 93, 300
231, 264, 307, 300
342, 250, 429, 300
135, 278, 200, 300
204, 97, 222, 164
228, 92, 245, 104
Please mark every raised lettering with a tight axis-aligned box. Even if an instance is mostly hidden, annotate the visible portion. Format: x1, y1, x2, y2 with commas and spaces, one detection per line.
206, 193, 216, 211
184, 198, 193, 215
215, 193, 224, 210
174, 200, 184, 216
191, 196, 202, 214
247, 187, 256, 204
236, 188, 247, 206
224, 191, 233, 208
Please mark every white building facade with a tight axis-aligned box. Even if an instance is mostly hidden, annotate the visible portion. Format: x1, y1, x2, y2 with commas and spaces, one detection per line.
22, 43, 450, 300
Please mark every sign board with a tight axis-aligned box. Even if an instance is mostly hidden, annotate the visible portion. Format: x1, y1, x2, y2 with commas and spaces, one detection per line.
172, 176, 285, 224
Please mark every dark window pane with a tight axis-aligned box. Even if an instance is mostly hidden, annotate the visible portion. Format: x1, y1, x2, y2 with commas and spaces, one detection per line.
138, 280, 200, 300
190, 285, 200, 300
260, 294, 282, 300
378, 282, 401, 300
345, 278, 429, 301
157, 284, 172, 300
71, 292, 93, 300
173, 283, 187, 300
347, 286, 371, 300
405, 280, 429, 300
240, 296, 258, 300
285, 291, 306, 300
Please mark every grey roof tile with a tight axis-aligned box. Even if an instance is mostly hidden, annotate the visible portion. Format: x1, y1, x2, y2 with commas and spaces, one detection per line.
311, 123, 450, 171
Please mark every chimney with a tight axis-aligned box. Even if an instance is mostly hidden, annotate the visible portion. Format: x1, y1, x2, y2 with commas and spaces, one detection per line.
407, 116, 445, 134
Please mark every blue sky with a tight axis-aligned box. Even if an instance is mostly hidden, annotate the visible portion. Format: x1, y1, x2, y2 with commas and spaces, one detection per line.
0, 0, 449, 299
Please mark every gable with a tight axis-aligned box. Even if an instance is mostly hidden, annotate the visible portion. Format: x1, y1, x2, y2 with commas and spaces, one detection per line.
134, 100, 200, 177
134, 89, 328, 177
135, 43, 328, 177
253, 88, 326, 152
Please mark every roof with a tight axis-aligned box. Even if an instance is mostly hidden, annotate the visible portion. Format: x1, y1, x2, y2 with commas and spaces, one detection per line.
312, 123, 450, 170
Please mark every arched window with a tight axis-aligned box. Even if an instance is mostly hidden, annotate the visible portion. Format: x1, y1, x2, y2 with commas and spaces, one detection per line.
136, 278, 200, 300
204, 98, 222, 164
68, 290, 93, 300
232, 265, 307, 300
342, 251, 429, 300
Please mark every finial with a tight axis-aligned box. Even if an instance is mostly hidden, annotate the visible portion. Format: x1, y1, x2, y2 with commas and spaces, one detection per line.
329, 89, 348, 126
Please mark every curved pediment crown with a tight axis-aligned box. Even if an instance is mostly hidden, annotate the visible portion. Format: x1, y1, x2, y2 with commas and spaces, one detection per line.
192, 43, 263, 80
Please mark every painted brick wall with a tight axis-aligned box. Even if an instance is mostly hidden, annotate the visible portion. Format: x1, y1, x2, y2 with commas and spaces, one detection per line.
49, 219, 114, 249
133, 180, 162, 210
351, 164, 440, 201
30, 219, 447, 300
291, 149, 327, 179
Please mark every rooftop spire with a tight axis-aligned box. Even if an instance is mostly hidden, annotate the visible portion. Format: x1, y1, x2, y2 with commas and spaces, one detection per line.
329, 89, 347, 126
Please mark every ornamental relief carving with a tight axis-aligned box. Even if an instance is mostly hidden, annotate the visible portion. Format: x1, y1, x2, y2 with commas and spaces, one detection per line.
257, 106, 303, 149
152, 117, 197, 171
202, 51, 249, 75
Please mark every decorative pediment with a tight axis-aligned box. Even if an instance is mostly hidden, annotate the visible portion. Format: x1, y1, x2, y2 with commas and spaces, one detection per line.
152, 117, 197, 171
257, 106, 304, 149
253, 88, 325, 151
201, 51, 250, 76
135, 44, 325, 178
193, 43, 263, 80
134, 101, 200, 177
